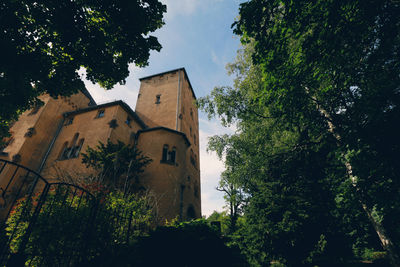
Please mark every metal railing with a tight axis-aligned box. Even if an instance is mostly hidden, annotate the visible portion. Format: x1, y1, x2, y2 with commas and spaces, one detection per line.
0, 158, 151, 266
0, 159, 96, 266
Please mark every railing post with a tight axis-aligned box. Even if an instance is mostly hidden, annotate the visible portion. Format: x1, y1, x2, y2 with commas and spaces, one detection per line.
7, 183, 50, 266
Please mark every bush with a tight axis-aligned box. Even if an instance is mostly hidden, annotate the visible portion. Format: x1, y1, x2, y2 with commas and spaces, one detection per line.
3, 187, 154, 266
130, 219, 248, 267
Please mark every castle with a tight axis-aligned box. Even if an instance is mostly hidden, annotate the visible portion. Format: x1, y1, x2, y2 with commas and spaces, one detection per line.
0, 68, 201, 222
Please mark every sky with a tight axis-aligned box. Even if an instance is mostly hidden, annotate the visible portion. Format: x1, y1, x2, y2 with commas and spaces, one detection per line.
84, 0, 244, 216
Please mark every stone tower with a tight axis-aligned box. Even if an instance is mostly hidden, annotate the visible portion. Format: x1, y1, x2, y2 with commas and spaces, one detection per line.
135, 68, 201, 221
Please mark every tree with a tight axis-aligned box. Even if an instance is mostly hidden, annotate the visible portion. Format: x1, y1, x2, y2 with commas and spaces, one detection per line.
230, 1, 400, 265
208, 135, 247, 234
81, 139, 152, 195
216, 169, 246, 234
0, 0, 166, 138
200, 44, 359, 265
199, 33, 399, 263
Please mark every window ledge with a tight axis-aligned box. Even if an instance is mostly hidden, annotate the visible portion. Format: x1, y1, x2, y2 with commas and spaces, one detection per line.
160, 160, 177, 166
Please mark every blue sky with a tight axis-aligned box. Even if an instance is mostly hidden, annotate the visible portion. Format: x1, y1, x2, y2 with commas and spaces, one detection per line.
85, 0, 244, 216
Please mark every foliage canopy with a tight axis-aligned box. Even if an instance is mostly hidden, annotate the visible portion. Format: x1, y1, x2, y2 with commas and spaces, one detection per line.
199, 0, 400, 265
0, 0, 166, 137
81, 139, 152, 195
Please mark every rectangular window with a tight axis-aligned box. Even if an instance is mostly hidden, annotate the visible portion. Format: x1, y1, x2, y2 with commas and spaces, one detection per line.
125, 116, 131, 126
96, 110, 105, 118
161, 145, 176, 165
28, 104, 42, 116
155, 94, 161, 104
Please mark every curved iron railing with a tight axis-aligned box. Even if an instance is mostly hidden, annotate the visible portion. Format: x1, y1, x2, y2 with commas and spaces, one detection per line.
0, 159, 97, 266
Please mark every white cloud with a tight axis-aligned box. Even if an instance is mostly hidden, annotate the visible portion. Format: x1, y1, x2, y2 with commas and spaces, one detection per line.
211, 50, 222, 66
199, 117, 234, 216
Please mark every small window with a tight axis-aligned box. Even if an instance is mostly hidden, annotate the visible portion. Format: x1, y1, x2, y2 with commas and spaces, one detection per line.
170, 147, 176, 163
59, 133, 80, 160
71, 133, 79, 146
65, 117, 74, 126
59, 142, 70, 160
28, 104, 42, 116
71, 139, 84, 158
108, 119, 118, 129
190, 108, 193, 119
125, 116, 131, 126
162, 144, 169, 162
161, 145, 176, 165
96, 110, 105, 118
24, 127, 36, 137
155, 94, 161, 104
190, 127, 192, 137
194, 134, 196, 145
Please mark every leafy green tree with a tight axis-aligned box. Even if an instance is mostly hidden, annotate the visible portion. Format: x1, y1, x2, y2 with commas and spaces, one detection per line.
0, 0, 166, 138
81, 140, 152, 195
216, 169, 246, 234
199, 36, 395, 265
223, 0, 400, 265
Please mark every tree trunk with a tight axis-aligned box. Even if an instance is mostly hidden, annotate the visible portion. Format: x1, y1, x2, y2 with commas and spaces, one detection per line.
316, 103, 400, 266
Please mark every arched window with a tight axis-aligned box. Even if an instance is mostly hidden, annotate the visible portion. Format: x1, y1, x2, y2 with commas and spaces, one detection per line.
59, 133, 82, 160
59, 142, 69, 160
187, 206, 196, 220
161, 145, 177, 164
162, 144, 169, 162
71, 133, 79, 146
67, 133, 79, 158
72, 138, 84, 158
170, 147, 176, 163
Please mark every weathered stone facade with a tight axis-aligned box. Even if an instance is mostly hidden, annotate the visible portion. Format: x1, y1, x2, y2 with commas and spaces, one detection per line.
0, 68, 201, 222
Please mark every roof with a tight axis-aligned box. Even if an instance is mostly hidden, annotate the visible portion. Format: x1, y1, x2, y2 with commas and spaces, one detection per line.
137, 126, 191, 147
139, 67, 197, 100
64, 100, 147, 129
80, 88, 96, 106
